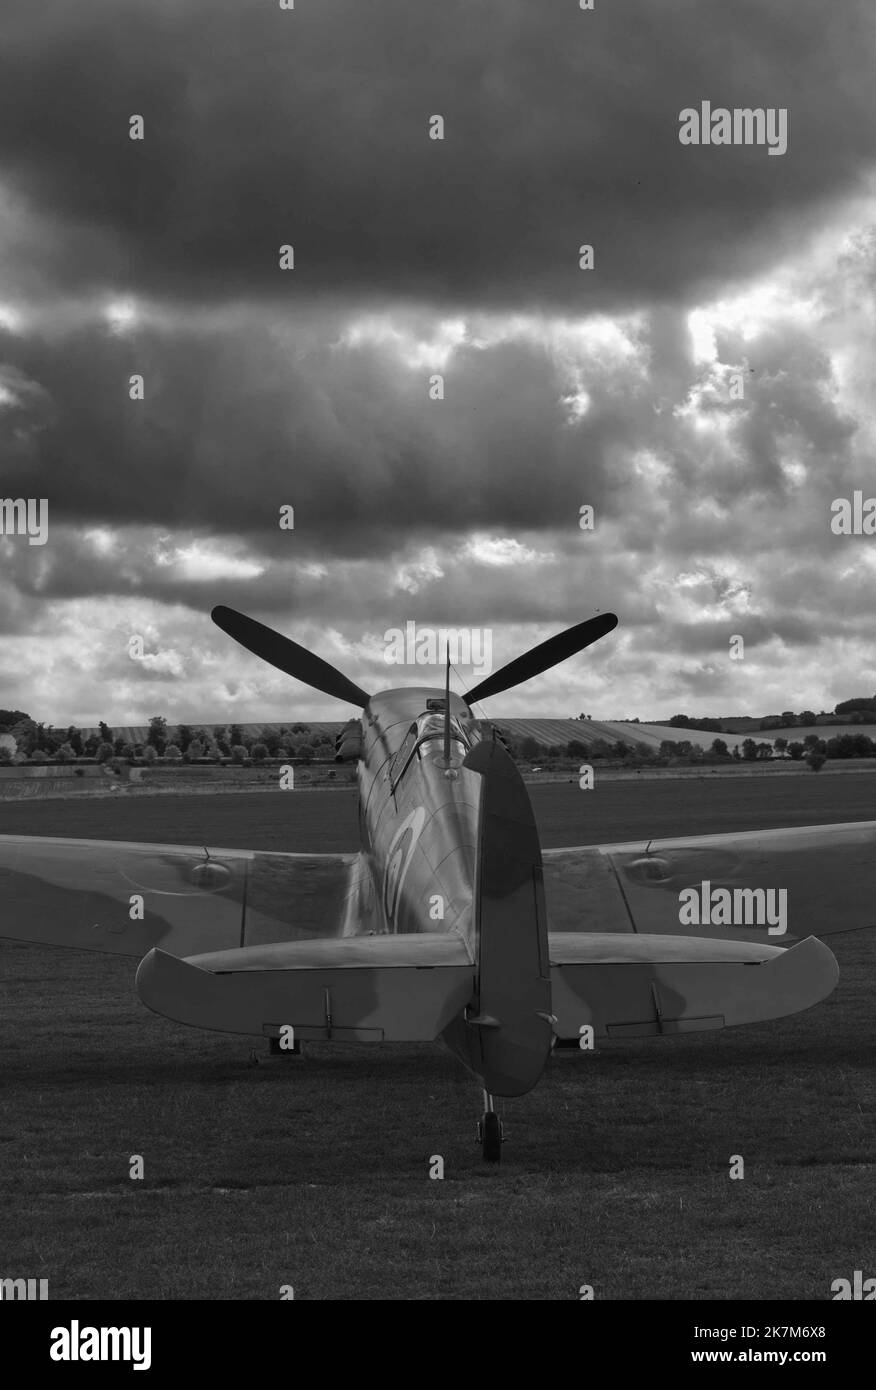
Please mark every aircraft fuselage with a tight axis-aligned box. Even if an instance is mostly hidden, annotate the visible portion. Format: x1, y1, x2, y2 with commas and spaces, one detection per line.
352, 687, 555, 1096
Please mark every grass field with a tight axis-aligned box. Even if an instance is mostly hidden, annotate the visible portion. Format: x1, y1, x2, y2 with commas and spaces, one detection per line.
0, 778, 873, 1300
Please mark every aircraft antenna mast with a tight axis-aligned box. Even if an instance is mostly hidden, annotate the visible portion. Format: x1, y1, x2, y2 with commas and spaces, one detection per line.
443, 643, 452, 767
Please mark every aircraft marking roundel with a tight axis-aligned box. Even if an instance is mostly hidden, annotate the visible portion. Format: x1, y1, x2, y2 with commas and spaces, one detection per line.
382, 806, 427, 931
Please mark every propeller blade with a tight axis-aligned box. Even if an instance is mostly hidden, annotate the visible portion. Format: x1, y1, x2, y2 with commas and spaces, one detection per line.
465, 613, 618, 705
212, 606, 370, 708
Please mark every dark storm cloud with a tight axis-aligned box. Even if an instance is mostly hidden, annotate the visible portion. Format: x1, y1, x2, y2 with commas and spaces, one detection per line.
668, 613, 820, 655
0, 287, 865, 567
0, 319, 627, 544
2, 0, 875, 312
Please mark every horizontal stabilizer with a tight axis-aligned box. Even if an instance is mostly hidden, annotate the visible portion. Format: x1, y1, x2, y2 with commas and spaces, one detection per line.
136, 933, 474, 1040
549, 932, 837, 1038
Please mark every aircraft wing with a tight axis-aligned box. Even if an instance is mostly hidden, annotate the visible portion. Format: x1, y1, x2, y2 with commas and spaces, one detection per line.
543, 820, 876, 943
548, 932, 838, 1039
0, 835, 373, 958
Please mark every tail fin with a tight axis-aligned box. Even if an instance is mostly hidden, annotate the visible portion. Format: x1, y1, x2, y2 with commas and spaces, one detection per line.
442, 737, 553, 1095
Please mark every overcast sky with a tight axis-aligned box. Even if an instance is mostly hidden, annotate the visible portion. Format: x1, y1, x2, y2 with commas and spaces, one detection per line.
2, 0, 876, 725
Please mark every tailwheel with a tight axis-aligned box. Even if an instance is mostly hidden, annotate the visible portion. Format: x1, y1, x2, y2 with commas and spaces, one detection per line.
477, 1092, 503, 1162
480, 1111, 503, 1162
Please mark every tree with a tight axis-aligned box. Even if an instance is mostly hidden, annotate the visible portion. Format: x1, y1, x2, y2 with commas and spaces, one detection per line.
787, 741, 804, 760
798, 710, 817, 726
142, 744, 158, 764
668, 714, 722, 732
0, 708, 30, 730
55, 742, 76, 763
566, 739, 590, 759
759, 715, 783, 730
185, 738, 206, 762
773, 737, 788, 754
741, 738, 758, 761
834, 697, 876, 715
710, 738, 729, 757
147, 716, 168, 755
30, 748, 49, 762
96, 741, 114, 763
113, 736, 127, 755
66, 726, 84, 756
164, 743, 182, 761
84, 733, 100, 757
806, 751, 826, 771
230, 724, 243, 747
25, 721, 60, 754
780, 710, 797, 727
826, 733, 874, 759
98, 721, 112, 745
11, 719, 35, 755
231, 745, 248, 764
23, 722, 42, 756
251, 742, 269, 761
176, 724, 193, 754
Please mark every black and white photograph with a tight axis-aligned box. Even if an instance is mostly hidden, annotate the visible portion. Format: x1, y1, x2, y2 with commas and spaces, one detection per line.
0, 0, 874, 1338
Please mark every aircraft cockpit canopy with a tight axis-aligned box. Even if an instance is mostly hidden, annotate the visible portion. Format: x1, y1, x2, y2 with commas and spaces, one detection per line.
415, 711, 470, 746
390, 708, 471, 788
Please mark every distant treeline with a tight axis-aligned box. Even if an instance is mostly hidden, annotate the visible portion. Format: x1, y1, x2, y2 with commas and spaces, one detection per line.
664, 701, 876, 732
507, 734, 847, 767
0, 713, 337, 764
5, 707, 876, 769
834, 696, 876, 714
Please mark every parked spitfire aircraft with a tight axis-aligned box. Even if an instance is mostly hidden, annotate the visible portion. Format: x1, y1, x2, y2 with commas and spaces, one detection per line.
1, 606, 873, 1160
